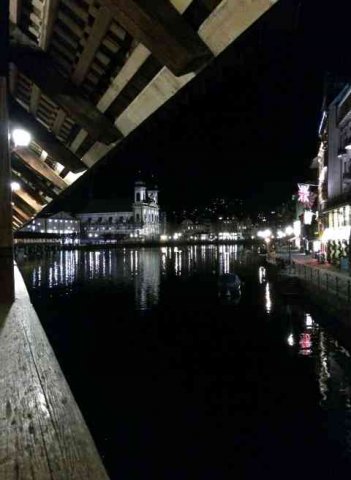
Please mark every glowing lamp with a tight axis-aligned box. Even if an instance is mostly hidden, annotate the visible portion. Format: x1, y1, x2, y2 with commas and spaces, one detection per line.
285, 226, 294, 236
12, 129, 31, 147
346, 144, 351, 151
11, 181, 20, 192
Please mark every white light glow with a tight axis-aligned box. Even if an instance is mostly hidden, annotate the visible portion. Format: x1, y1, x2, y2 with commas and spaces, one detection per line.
287, 334, 295, 347
11, 181, 20, 192
12, 129, 31, 147
305, 314, 313, 329
293, 221, 301, 236
285, 226, 294, 236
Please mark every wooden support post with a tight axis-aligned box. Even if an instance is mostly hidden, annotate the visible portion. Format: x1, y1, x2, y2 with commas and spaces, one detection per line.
0, 1, 14, 303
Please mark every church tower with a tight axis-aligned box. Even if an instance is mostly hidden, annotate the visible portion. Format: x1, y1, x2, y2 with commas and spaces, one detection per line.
134, 181, 147, 203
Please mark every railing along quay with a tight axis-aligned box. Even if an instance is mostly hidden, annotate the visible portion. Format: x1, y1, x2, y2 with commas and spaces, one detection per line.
293, 261, 351, 303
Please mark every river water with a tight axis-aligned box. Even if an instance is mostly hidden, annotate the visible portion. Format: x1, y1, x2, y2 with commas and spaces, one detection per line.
20, 245, 351, 479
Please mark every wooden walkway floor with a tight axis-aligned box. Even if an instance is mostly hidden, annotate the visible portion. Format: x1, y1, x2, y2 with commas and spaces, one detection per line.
0, 267, 109, 480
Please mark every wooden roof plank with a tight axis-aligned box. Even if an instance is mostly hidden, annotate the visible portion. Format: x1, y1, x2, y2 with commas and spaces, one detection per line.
39, 0, 60, 50
11, 44, 123, 144
52, 108, 66, 136
71, 6, 113, 86
13, 203, 30, 222
10, 100, 86, 173
13, 188, 43, 213
14, 147, 68, 190
99, 0, 212, 76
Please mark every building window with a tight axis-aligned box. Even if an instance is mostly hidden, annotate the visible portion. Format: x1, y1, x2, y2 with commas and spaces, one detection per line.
136, 213, 140, 221
109, 217, 113, 224
136, 192, 140, 202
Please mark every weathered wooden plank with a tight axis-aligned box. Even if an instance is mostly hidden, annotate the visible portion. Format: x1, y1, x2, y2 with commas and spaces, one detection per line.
71, 7, 113, 85
12, 203, 30, 222
10, 44, 123, 144
14, 147, 68, 190
0, 267, 110, 479
52, 108, 66, 136
99, 0, 212, 75
9, 0, 22, 24
10, 100, 86, 173
71, 44, 151, 152
199, 0, 278, 56
39, 0, 60, 50
13, 187, 43, 213
29, 84, 41, 115
69, 0, 193, 153
81, 0, 279, 166
114, 0, 280, 136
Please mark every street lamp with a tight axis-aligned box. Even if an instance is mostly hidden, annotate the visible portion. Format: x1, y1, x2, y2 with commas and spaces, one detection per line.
11, 181, 20, 192
12, 129, 32, 147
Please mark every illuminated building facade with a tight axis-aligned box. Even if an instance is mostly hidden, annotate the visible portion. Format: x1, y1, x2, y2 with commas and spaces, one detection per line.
318, 82, 351, 265
78, 181, 161, 241
20, 211, 80, 238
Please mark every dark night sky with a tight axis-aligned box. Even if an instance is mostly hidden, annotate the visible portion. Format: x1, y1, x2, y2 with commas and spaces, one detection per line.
49, 0, 351, 215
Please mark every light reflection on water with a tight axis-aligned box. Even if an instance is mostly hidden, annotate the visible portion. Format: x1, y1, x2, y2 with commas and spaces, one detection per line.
21, 245, 351, 466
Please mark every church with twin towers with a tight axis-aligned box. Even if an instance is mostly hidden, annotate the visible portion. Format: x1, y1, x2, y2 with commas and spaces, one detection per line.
77, 180, 161, 240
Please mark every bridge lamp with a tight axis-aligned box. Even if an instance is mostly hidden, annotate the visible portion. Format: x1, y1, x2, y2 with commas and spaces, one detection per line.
12, 128, 32, 147
11, 181, 20, 192
285, 226, 294, 236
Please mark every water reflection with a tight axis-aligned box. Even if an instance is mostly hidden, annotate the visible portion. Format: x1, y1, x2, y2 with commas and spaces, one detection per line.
20, 245, 351, 474
265, 283, 272, 313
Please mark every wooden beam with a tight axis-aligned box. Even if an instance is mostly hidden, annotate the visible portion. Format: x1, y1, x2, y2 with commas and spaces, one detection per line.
11, 44, 123, 144
29, 84, 41, 115
71, 44, 151, 153
9, 100, 86, 173
12, 169, 48, 205
13, 189, 43, 213
71, 7, 113, 85
199, 0, 278, 56
11, 161, 58, 200
13, 203, 30, 222
40, 0, 60, 50
13, 147, 68, 190
10, 0, 22, 24
82, 0, 279, 166
99, 0, 212, 76
70, 0, 194, 153
118, 0, 280, 131
52, 109, 66, 136
13, 215, 23, 227
13, 194, 36, 217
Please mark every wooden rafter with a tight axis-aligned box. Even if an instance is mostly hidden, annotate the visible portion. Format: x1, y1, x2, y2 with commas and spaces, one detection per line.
52, 109, 66, 137
40, 0, 60, 51
71, 7, 113, 86
99, 0, 212, 76
11, 44, 123, 144
9, 0, 22, 24
13, 189, 43, 213
13, 147, 68, 190
10, 100, 86, 173
12, 203, 30, 222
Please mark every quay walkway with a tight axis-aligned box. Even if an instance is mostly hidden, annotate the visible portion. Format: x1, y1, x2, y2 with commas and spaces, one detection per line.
271, 251, 351, 304
0, 267, 109, 480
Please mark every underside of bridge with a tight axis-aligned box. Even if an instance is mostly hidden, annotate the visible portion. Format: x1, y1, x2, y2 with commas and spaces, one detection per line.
0, 0, 278, 301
